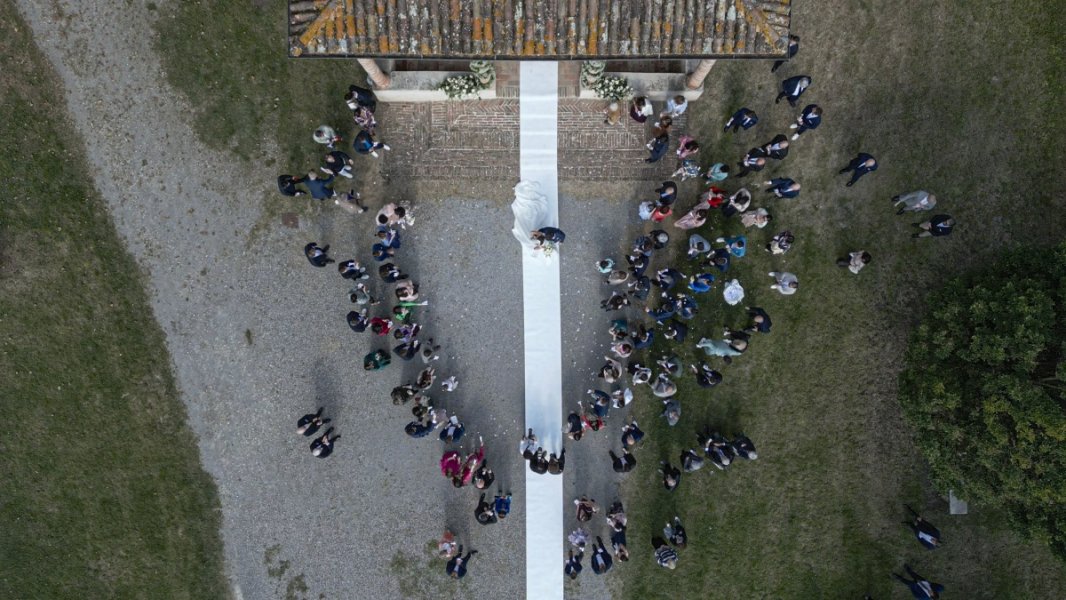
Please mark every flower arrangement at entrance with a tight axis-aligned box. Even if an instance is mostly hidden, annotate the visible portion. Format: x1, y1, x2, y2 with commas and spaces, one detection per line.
439, 61, 496, 99
589, 74, 633, 101
580, 60, 607, 87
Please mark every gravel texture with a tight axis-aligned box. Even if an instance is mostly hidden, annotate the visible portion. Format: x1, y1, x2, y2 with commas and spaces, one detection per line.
15, 2, 525, 598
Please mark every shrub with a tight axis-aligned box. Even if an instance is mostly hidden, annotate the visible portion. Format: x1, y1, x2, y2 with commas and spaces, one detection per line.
899, 243, 1066, 559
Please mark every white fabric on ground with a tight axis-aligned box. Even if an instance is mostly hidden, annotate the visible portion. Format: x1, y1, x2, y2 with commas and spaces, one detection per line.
512, 181, 550, 249
518, 61, 564, 600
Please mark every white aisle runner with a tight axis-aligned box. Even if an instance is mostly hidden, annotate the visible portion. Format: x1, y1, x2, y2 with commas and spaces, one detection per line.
519, 61, 564, 600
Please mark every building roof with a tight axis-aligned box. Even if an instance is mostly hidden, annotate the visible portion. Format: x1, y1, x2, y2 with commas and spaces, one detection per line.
289, 0, 791, 59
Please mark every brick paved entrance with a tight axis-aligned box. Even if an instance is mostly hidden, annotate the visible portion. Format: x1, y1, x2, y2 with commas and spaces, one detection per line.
378, 99, 688, 182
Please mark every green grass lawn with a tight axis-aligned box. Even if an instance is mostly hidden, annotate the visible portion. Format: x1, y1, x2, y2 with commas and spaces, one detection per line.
0, 4, 228, 598
616, 1, 1066, 599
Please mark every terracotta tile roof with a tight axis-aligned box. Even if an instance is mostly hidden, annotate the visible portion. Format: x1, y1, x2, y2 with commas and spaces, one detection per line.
289, 0, 791, 59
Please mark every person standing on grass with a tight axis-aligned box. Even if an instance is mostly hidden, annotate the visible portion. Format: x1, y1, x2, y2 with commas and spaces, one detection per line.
610, 449, 637, 473
696, 336, 747, 361
766, 230, 795, 255
621, 421, 645, 449
893, 190, 937, 213
904, 505, 944, 549
913, 214, 956, 238
791, 104, 822, 140
839, 153, 878, 187
766, 178, 801, 198
353, 129, 390, 158
303, 171, 336, 200
724, 107, 759, 132
692, 362, 723, 388
664, 516, 688, 548
744, 306, 772, 334
310, 428, 338, 458
681, 448, 705, 472
345, 84, 378, 112
591, 537, 614, 574
775, 75, 812, 107
731, 435, 758, 460
660, 95, 689, 120
771, 34, 801, 72
706, 162, 731, 183
741, 207, 772, 229
565, 549, 583, 579
660, 461, 682, 491
321, 150, 354, 178
838, 250, 872, 274
312, 125, 342, 149
736, 151, 767, 178
277, 174, 307, 197
304, 242, 334, 267
446, 546, 477, 579
645, 132, 670, 163
653, 537, 679, 570
892, 564, 944, 599
296, 408, 329, 436
769, 271, 799, 295
759, 134, 790, 160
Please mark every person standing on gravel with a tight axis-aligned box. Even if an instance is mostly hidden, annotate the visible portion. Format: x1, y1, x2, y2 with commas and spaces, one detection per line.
609, 449, 637, 473
590, 537, 614, 574
303, 242, 334, 267
276, 174, 307, 197
446, 546, 477, 579
310, 428, 338, 458
564, 549, 583, 579
475, 493, 498, 525
303, 172, 336, 200
296, 408, 329, 437
353, 129, 390, 158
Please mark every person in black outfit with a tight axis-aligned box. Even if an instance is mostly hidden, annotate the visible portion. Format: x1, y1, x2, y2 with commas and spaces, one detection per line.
770, 34, 800, 72
446, 546, 477, 579
475, 493, 498, 525
609, 449, 637, 473
564, 549, 583, 579
838, 153, 878, 187
775, 75, 812, 107
529, 447, 550, 474
664, 516, 688, 548
735, 151, 767, 178
338, 259, 369, 280
304, 242, 334, 267
378, 262, 408, 283
345, 84, 378, 112
745, 306, 772, 334
310, 428, 338, 458
590, 537, 613, 574
731, 435, 758, 460
691, 362, 723, 388
645, 133, 670, 163
892, 564, 944, 599
660, 461, 681, 491
548, 450, 566, 475
759, 133, 790, 160
346, 309, 370, 333
904, 505, 943, 549
277, 174, 306, 197
296, 408, 329, 436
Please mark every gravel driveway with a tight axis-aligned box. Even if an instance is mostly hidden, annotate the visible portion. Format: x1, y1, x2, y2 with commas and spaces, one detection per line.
15, 2, 527, 598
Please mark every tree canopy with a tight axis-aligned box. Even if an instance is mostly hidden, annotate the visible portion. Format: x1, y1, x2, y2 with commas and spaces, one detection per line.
899, 243, 1066, 559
